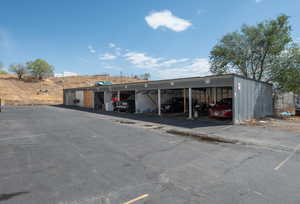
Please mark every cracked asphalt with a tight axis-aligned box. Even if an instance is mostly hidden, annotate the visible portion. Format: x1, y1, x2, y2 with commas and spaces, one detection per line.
1, 106, 300, 204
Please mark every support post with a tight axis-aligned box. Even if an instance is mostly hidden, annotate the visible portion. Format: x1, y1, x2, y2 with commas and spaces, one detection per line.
158, 89, 161, 116
183, 89, 186, 113
135, 89, 138, 114
188, 88, 192, 119
117, 90, 120, 101
213, 87, 217, 105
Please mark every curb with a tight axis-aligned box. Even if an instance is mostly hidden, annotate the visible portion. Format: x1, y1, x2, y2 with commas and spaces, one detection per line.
165, 128, 294, 152
165, 129, 239, 144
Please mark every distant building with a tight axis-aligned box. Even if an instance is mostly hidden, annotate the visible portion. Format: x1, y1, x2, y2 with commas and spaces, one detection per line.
55, 72, 78, 77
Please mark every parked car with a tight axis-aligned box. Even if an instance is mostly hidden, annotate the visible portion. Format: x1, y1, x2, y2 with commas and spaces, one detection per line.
95, 81, 113, 86
114, 99, 135, 113
209, 98, 232, 119
161, 97, 184, 113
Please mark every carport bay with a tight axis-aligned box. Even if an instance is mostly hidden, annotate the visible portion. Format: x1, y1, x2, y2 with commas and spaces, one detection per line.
63, 74, 273, 124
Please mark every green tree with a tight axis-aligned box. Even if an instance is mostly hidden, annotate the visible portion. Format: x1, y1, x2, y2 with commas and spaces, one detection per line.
271, 44, 300, 92
9, 63, 27, 80
26, 59, 54, 80
210, 15, 295, 83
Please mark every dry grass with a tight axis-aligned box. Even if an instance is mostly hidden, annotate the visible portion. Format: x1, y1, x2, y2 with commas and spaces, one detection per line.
242, 116, 300, 132
0, 74, 144, 106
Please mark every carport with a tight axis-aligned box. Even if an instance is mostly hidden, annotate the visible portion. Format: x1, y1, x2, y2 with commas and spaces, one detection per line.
160, 89, 187, 116
129, 75, 235, 121
63, 74, 273, 124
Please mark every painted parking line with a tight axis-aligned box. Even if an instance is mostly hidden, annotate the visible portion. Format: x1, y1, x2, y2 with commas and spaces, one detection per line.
123, 194, 149, 204
274, 143, 300, 170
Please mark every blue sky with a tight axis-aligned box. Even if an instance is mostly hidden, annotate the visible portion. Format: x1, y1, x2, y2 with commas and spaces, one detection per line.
0, 0, 299, 79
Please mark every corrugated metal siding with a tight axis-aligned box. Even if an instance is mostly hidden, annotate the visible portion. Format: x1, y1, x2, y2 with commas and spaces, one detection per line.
233, 76, 272, 123
75, 91, 84, 107
64, 90, 76, 106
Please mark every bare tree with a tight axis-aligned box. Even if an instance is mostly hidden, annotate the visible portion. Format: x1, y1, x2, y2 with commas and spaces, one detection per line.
9, 64, 27, 80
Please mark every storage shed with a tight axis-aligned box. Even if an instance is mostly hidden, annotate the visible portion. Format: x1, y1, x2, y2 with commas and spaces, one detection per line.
63, 74, 273, 124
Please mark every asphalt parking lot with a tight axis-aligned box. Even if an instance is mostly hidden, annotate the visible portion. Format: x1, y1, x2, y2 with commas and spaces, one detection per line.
1, 106, 300, 204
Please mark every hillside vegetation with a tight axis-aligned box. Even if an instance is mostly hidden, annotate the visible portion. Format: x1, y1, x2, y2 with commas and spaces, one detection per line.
0, 74, 144, 106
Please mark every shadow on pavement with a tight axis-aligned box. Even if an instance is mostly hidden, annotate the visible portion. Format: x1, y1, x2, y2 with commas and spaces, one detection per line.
0, 192, 29, 201
53, 105, 231, 129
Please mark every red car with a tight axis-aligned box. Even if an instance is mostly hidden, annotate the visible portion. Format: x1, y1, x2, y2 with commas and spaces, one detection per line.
209, 98, 232, 119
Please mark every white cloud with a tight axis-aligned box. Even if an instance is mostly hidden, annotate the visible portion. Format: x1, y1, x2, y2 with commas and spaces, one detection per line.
255, 0, 262, 3
115, 48, 122, 56
124, 52, 160, 68
145, 10, 191, 32
88, 45, 96, 54
107, 42, 122, 55
157, 58, 211, 79
99, 53, 117, 60
108, 43, 116, 48
160, 58, 189, 67
123, 52, 189, 69
93, 44, 211, 79
55, 71, 78, 77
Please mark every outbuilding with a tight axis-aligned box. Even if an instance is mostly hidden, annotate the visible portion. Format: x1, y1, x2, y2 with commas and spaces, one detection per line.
63, 74, 273, 124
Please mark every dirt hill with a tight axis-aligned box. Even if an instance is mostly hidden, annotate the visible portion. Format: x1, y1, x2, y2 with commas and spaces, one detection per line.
0, 74, 144, 106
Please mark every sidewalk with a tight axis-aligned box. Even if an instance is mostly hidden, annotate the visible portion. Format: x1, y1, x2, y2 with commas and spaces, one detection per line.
168, 124, 300, 152
101, 112, 300, 152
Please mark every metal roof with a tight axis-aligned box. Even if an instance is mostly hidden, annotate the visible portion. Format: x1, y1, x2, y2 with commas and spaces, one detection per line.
64, 74, 272, 92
